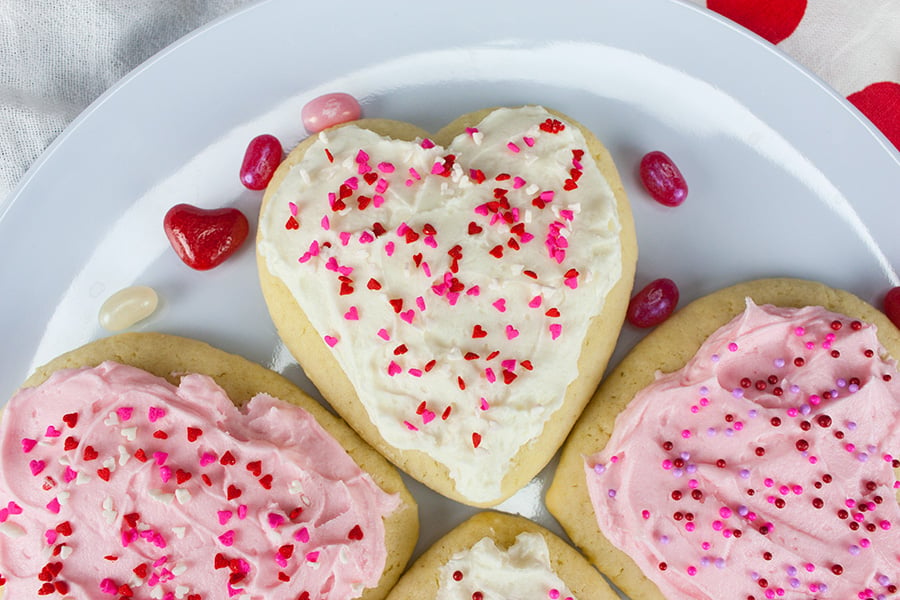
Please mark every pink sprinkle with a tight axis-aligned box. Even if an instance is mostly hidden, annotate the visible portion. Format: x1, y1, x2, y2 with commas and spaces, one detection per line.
409, 369, 423, 377
506, 325, 519, 340
159, 466, 172, 483
507, 142, 520, 153
200, 452, 217, 467
45, 425, 61, 437
513, 176, 526, 188
344, 176, 359, 190
218, 530, 235, 546
268, 513, 285, 529
306, 551, 320, 563
320, 215, 330, 230
529, 296, 542, 308
501, 359, 517, 370
153, 451, 168, 465
416, 296, 426, 311
388, 361, 402, 376
523, 136, 535, 147
493, 298, 507, 312
681, 429, 692, 439
64, 466, 77, 483
400, 310, 415, 324
288, 201, 298, 216
21, 438, 37, 453
565, 277, 578, 290
408, 168, 421, 180
485, 368, 497, 384
378, 161, 395, 173
45, 529, 58, 544
99, 578, 118, 594
377, 329, 390, 341
467, 285, 480, 296
46, 498, 60, 514
880, 520, 892, 530
728, 342, 739, 352
540, 190, 555, 201
218, 511, 233, 525
430, 162, 445, 175
275, 553, 287, 568
237, 505, 248, 520
385, 241, 395, 256
642, 510, 651, 519
148, 406, 166, 423
117, 407, 133, 421
474, 204, 489, 216
324, 335, 338, 347
29, 459, 45, 476
359, 231, 374, 244
295, 527, 310, 543
480, 398, 490, 411
339, 231, 351, 246
466, 127, 479, 136
550, 323, 562, 340
344, 306, 359, 321
355, 149, 369, 164
719, 507, 732, 519
560, 209, 574, 221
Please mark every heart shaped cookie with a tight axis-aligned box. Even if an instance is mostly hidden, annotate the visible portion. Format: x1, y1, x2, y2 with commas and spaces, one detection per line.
256, 106, 636, 505
1, 333, 417, 600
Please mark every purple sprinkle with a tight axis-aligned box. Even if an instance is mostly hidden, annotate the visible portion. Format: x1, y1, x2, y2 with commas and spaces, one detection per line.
699, 386, 709, 394
878, 576, 890, 586
849, 545, 861, 555
608, 489, 617, 498
732, 388, 744, 399
700, 557, 710, 567
748, 410, 758, 418
774, 358, 785, 368
725, 428, 735, 437
858, 453, 869, 463
707, 427, 717, 436
790, 385, 800, 394
711, 354, 720, 363
740, 469, 751, 479
847, 421, 858, 431
800, 404, 811, 415
681, 451, 691, 460
686, 464, 697, 474
593, 464, 606, 475
849, 384, 860, 393
786, 566, 797, 577
673, 469, 684, 478
715, 558, 725, 569
818, 584, 828, 594
660, 535, 670, 545
738, 505, 749, 517
789, 578, 800, 588
836, 378, 847, 387
751, 572, 760, 581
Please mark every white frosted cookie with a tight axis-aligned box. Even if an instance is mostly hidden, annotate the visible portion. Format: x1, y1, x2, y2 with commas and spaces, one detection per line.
385, 511, 618, 600
256, 105, 637, 506
547, 278, 900, 600
0, 332, 418, 600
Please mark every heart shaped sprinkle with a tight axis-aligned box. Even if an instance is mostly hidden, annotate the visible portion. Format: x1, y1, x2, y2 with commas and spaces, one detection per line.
163, 203, 250, 270
259, 106, 626, 503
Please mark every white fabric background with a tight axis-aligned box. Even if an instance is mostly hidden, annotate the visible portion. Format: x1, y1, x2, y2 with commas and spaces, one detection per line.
0, 0, 256, 204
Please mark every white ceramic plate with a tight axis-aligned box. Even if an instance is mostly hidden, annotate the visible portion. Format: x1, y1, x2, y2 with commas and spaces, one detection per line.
2, 0, 899, 595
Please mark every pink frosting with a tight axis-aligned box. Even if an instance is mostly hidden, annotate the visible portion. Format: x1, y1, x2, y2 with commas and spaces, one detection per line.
0, 361, 399, 599
585, 301, 900, 600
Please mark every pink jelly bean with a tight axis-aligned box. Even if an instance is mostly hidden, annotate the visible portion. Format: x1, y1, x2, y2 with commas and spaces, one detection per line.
627, 278, 680, 328
639, 150, 688, 207
240, 134, 283, 190
301, 92, 361, 133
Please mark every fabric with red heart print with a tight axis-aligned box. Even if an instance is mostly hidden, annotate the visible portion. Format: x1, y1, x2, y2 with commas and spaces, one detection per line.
688, 0, 900, 152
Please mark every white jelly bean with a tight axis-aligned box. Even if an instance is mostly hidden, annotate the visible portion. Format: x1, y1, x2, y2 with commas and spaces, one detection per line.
99, 285, 159, 331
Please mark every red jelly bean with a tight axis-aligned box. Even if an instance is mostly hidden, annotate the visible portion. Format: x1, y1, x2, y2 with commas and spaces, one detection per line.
639, 151, 688, 207
301, 93, 361, 133
627, 278, 680, 328
240, 134, 283, 190
885, 286, 900, 329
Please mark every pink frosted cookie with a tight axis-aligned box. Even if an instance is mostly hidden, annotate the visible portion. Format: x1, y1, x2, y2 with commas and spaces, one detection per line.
0, 333, 417, 600
547, 278, 900, 600
385, 511, 618, 600
256, 105, 637, 506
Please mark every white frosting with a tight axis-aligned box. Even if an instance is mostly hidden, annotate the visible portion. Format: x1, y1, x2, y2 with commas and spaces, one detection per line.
436, 532, 576, 600
259, 106, 621, 502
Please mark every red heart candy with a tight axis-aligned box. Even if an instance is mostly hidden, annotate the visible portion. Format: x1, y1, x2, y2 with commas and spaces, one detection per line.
163, 204, 250, 270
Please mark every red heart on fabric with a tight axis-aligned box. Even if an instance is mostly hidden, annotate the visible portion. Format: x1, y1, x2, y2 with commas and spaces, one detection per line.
848, 81, 900, 152
163, 204, 250, 270
707, 0, 807, 45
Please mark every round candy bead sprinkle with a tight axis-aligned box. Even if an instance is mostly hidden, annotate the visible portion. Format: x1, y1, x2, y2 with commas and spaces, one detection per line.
884, 286, 900, 329
98, 285, 159, 331
626, 278, 680, 328
301, 92, 361, 133
639, 150, 689, 207
240, 134, 283, 190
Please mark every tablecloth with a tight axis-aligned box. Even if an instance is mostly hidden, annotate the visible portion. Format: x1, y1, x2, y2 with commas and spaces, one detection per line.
1, 0, 898, 206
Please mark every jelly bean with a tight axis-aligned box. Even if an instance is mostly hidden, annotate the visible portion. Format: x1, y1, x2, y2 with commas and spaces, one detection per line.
99, 285, 159, 331
163, 204, 250, 270
627, 278, 680, 328
639, 151, 688, 207
240, 134, 283, 190
885, 286, 900, 329
301, 92, 361, 133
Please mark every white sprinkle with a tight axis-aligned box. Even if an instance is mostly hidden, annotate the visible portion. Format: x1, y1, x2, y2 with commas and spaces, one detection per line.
57, 454, 71, 467
175, 488, 191, 505
339, 546, 350, 564
102, 457, 117, 471
299, 168, 311, 185
59, 544, 73, 560
148, 489, 174, 505
172, 526, 186, 539
150, 585, 164, 599
175, 585, 190, 599
104, 412, 120, 427
118, 445, 131, 466
172, 564, 188, 577
0, 522, 26, 538
102, 509, 118, 524
472, 131, 484, 145
56, 491, 71, 506
121, 427, 137, 441
102, 496, 114, 511
75, 471, 91, 485
289, 480, 304, 495
301, 494, 311, 507
525, 183, 540, 195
